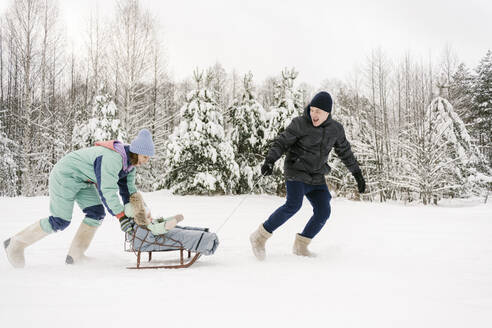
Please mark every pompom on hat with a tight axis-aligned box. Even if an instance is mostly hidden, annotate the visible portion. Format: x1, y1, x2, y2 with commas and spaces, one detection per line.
130, 129, 155, 157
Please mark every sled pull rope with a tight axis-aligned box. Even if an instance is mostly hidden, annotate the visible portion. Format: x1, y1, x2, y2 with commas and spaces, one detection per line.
214, 174, 265, 233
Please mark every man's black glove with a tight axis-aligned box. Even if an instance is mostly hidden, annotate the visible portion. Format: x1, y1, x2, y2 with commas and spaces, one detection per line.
119, 215, 135, 233
261, 160, 274, 176
352, 170, 366, 193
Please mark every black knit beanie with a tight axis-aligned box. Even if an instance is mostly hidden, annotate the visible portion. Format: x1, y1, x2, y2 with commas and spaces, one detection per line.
310, 91, 333, 113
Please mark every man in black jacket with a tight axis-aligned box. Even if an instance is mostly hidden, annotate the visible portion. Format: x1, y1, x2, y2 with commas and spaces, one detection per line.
250, 91, 366, 260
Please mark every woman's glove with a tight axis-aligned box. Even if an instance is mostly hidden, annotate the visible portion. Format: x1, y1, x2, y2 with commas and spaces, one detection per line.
352, 170, 366, 193
119, 215, 135, 233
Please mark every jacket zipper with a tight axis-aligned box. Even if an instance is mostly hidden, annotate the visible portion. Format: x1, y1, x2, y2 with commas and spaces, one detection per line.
320, 127, 325, 154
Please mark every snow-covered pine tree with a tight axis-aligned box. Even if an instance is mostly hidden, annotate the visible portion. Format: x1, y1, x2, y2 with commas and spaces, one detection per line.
266, 68, 304, 137
449, 63, 474, 123
0, 119, 18, 196
228, 72, 268, 194
471, 50, 492, 163
72, 94, 126, 149
163, 71, 239, 195
400, 95, 489, 204
264, 68, 305, 195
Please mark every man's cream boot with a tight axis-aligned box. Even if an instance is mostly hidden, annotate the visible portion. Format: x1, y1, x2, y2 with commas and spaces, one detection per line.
249, 224, 272, 261
3, 220, 50, 268
293, 233, 316, 257
66, 222, 98, 264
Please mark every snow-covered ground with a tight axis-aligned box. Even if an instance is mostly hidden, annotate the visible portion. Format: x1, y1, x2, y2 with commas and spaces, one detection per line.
1, 190, 491, 328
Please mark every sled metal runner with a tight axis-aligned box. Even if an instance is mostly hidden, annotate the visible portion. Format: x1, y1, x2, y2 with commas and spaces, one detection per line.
125, 226, 202, 269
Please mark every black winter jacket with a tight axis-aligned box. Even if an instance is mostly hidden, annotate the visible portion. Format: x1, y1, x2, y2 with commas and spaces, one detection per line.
266, 107, 361, 185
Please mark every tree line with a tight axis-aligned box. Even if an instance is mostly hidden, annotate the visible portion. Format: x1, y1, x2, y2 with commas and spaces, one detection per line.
0, 0, 490, 204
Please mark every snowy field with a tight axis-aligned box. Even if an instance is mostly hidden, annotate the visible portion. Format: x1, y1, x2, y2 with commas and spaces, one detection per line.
1, 190, 491, 328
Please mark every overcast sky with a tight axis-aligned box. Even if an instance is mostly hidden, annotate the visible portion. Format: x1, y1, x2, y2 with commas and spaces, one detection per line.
1, 0, 491, 85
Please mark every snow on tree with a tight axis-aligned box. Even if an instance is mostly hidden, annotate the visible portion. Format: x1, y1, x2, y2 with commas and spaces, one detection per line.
471, 50, 492, 163
449, 63, 474, 123
400, 95, 490, 204
206, 63, 229, 113
328, 87, 375, 200
266, 68, 305, 138
0, 119, 18, 196
108, 0, 158, 140
72, 94, 126, 149
228, 72, 268, 194
264, 68, 305, 195
163, 71, 239, 195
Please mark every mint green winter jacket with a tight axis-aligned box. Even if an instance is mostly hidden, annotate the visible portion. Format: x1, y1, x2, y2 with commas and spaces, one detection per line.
54, 140, 137, 218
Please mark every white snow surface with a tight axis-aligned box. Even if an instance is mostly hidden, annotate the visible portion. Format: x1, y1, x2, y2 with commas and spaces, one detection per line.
1, 191, 491, 328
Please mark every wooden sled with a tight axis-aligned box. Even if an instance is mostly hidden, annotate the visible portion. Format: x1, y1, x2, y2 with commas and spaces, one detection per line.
125, 225, 202, 269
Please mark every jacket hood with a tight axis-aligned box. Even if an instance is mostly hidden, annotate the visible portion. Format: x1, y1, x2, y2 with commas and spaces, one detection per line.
95, 140, 118, 151
94, 140, 133, 172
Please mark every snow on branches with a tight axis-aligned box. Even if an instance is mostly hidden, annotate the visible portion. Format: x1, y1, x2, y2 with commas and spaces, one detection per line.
72, 95, 126, 149
163, 82, 239, 195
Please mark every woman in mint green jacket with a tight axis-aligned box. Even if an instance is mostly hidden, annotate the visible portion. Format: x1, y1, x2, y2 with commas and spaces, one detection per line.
4, 129, 154, 268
